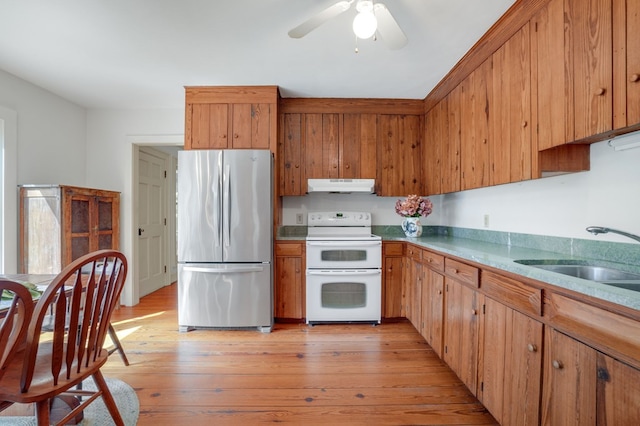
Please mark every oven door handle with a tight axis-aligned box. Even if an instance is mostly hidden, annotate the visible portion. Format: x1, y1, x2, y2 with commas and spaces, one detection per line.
306, 269, 381, 276
306, 241, 382, 247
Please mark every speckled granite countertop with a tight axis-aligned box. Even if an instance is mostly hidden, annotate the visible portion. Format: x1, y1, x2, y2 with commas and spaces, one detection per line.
277, 225, 640, 312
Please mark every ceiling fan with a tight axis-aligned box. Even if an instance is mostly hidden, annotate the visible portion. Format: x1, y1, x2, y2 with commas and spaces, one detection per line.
288, 0, 408, 50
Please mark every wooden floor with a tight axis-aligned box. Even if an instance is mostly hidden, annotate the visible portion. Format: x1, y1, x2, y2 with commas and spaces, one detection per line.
11, 283, 498, 425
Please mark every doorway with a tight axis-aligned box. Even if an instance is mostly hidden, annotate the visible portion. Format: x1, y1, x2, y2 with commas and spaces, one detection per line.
134, 145, 179, 298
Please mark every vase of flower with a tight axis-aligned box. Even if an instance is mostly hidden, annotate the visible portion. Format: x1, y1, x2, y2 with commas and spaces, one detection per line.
401, 216, 422, 237
395, 194, 433, 238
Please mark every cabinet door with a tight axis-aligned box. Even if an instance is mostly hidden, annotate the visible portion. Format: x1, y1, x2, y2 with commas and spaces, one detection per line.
189, 103, 229, 149
460, 59, 491, 191
596, 352, 640, 424
570, 0, 613, 140
490, 23, 532, 186
383, 255, 404, 318
274, 256, 303, 320
533, 0, 571, 149
535, 0, 612, 146
378, 114, 423, 196
95, 194, 119, 252
279, 113, 304, 196
230, 103, 271, 149
341, 113, 377, 179
424, 100, 446, 195
444, 277, 480, 394
305, 113, 340, 179
481, 297, 543, 426
444, 86, 462, 193
410, 260, 422, 331
613, 0, 640, 128
541, 328, 597, 426
421, 268, 444, 358
63, 188, 120, 268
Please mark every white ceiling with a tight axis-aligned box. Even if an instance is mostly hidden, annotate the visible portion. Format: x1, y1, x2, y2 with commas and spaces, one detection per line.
0, 0, 516, 109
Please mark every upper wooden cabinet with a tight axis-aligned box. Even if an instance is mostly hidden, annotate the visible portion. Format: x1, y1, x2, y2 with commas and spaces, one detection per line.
424, 99, 446, 196
533, 0, 613, 149
184, 86, 279, 151
460, 59, 492, 191
342, 113, 378, 180
613, 0, 640, 129
278, 112, 378, 196
19, 185, 120, 274
490, 23, 532, 186
378, 114, 423, 196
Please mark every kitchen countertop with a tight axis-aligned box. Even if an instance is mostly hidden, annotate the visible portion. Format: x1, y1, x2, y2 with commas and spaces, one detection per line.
277, 225, 640, 312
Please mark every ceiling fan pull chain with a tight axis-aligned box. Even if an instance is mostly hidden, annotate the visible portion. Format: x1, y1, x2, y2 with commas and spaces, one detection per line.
355, 35, 359, 53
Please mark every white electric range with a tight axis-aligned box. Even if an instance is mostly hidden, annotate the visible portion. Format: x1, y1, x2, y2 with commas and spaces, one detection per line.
305, 211, 382, 324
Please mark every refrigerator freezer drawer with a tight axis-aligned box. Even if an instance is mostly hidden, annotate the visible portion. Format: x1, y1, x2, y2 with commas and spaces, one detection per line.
178, 263, 273, 332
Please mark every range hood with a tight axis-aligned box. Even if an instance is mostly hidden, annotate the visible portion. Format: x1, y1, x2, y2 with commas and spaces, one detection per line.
307, 179, 375, 193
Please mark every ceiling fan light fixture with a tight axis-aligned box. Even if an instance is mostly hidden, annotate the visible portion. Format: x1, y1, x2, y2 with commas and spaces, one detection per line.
353, 10, 377, 39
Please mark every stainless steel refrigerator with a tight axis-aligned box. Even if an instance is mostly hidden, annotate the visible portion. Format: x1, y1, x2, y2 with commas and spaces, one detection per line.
177, 149, 273, 332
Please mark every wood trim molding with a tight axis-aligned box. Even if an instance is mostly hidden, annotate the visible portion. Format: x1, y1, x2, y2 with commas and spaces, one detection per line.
280, 98, 424, 115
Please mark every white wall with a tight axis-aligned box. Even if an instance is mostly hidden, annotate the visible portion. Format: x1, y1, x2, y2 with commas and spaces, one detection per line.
85, 109, 183, 305
0, 69, 86, 273
283, 134, 640, 244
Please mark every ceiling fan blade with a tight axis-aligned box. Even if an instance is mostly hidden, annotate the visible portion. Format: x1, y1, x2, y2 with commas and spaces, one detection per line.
373, 3, 408, 50
288, 1, 353, 39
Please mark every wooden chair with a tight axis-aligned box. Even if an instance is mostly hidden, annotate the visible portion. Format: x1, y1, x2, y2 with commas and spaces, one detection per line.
0, 250, 128, 425
0, 280, 35, 412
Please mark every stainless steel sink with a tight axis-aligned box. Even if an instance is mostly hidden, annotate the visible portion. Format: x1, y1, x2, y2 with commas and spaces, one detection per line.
515, 260, 640, 292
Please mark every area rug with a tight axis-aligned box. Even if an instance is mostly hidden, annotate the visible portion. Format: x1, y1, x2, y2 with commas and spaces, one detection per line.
0, 376, 139, 426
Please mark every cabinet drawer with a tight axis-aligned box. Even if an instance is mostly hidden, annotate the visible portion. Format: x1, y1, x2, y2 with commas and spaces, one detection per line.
406, 244, 421, 260
275, 242, 303, 256
482, 271, 542, 317
545, 292, 640, 370
444, 258, 479, 288
383, 242, 404, 256
421, 249, 444, 272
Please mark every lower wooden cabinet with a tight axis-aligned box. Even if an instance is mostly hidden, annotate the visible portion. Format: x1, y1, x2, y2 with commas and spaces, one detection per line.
443, 273, 480, 395
480, 296, 543, 426
382, 242, 404, 319
420, 267, 444, 357
393, 241, 640, 425
274, 242, 305, 321
541, 328, 640, 426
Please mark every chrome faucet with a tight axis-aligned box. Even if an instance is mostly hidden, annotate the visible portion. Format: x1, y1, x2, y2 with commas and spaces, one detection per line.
586, 226, 640, 243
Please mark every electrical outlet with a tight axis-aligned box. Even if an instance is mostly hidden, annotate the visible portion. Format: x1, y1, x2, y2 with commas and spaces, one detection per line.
483, 214, 490, 228
296, 213, 304, 225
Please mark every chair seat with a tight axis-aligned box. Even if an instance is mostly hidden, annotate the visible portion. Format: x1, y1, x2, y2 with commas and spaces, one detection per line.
0, 343, 109, 404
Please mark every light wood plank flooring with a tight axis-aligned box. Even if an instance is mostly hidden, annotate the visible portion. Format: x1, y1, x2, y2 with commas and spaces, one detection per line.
104, 284, 497, 425
4, 283, 498, 425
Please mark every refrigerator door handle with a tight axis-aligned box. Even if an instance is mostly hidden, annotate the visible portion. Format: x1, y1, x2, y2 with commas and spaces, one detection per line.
223, 162, 231, 248
216, 153, 223, 248
183, 265, 265, 274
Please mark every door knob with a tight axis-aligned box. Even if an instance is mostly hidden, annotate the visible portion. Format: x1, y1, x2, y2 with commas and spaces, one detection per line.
138, 228, 144, 236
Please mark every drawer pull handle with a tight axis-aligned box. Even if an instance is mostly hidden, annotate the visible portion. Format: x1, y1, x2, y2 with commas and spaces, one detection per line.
527, 343, 537, 353
552, 360, 563, 370
630, 74, 640, 83
595, 87, 606, 96
471, 309, 477, 316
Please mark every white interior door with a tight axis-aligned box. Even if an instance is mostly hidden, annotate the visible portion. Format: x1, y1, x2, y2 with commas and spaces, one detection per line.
138, 147, 167, 297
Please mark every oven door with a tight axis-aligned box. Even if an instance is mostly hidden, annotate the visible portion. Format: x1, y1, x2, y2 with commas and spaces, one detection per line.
306, 240, 382, 269
305, 269, 381, 323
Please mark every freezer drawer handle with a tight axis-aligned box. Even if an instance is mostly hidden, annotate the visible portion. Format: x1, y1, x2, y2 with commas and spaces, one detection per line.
184, 265, 264, 274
